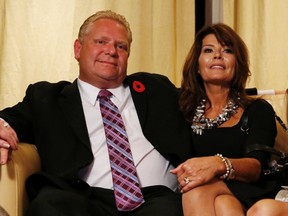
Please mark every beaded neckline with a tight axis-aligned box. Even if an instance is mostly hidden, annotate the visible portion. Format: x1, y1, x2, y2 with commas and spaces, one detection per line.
191, 98, 239, 135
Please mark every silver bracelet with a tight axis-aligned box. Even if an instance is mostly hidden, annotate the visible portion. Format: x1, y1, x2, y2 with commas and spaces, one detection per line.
215, 153, 235, 180
226, 156, 235, 180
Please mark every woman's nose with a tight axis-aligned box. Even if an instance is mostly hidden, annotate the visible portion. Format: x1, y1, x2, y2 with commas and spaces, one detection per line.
214, 52, 223, 60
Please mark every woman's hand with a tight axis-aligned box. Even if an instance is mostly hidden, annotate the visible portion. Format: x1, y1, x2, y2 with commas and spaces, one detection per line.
170, 156, 225, 193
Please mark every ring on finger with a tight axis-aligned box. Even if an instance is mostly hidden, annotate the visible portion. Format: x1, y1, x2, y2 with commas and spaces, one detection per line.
183, 177, 191, 184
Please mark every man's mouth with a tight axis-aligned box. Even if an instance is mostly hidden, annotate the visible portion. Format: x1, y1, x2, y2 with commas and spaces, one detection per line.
98, 60, 117, 67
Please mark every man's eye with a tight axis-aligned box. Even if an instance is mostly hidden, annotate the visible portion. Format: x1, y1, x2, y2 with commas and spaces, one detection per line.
95, 40, 105, 45
117, 44, 128, 51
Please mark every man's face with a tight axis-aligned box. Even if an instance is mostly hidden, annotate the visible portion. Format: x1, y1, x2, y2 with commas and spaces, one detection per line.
74, 18, 130, 89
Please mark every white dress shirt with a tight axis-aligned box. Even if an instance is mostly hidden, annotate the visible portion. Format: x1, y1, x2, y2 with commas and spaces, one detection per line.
77, 78, 178, 191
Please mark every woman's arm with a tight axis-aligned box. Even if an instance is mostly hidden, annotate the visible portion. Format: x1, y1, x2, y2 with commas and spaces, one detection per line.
171, 155, 261, 193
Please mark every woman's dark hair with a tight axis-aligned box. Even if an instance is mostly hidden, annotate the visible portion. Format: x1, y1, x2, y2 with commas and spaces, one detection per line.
179, 23, 252, 122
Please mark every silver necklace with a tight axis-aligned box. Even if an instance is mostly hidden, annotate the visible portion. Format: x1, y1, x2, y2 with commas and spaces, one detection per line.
191, 98, 239, 135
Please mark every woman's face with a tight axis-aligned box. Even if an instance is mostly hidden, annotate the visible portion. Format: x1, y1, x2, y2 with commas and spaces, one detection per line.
198, 34, 236, 87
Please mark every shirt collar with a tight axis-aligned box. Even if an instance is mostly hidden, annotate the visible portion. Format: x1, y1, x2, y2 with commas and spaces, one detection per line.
77, 78, 126, 106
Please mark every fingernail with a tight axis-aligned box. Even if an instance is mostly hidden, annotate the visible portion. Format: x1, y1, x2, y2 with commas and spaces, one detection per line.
3, 143, 10, 148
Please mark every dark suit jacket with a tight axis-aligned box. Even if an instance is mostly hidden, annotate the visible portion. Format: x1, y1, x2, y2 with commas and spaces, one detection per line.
0, 72, 192, 199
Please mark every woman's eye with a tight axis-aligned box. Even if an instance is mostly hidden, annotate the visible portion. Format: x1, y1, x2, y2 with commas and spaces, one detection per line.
203, 48, 213, 53
223, 48, 233, 53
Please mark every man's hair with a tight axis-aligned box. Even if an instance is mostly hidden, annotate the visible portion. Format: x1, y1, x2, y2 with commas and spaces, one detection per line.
78, 10, 132, 47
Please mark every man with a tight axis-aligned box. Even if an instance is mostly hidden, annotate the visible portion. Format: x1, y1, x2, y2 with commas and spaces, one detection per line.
0, 10, 191, 215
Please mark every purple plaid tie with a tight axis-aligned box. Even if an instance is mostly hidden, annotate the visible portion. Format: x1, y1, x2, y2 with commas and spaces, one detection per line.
98, 89, 145, 211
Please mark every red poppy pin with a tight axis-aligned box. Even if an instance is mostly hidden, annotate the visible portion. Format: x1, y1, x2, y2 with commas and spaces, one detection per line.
133, 81, 145, 93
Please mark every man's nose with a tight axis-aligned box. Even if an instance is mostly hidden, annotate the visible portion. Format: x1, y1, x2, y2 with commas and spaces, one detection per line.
105, 44, 117, 56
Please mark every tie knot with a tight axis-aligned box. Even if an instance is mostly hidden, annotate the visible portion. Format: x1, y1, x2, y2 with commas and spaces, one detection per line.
98, 89, 112, 100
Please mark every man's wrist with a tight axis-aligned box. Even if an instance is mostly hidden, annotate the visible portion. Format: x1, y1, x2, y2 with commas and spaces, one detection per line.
0, 118, 9, 128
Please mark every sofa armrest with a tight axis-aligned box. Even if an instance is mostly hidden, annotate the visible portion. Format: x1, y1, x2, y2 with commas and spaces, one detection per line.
0, 143, 41, 216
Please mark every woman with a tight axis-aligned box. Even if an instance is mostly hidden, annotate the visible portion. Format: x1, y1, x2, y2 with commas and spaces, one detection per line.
171, 23, 279, 215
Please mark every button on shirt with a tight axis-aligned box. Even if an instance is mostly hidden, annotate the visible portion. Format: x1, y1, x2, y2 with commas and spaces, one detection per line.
77, 79, 178, 191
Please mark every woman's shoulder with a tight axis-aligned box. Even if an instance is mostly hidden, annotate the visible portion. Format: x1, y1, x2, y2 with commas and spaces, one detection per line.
244, 98, 275, 118
247, 98, 274, 111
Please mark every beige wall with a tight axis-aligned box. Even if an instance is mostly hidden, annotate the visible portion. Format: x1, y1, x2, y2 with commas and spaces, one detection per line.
0, 0, 195, 108
222, 0, 288, 91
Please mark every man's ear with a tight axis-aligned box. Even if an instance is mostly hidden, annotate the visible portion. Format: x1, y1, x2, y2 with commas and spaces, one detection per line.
74, 39, 81, 61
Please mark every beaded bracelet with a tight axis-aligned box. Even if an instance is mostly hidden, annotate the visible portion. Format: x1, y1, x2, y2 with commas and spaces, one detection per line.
226, 156, 235, 180
215, 153, 235, 180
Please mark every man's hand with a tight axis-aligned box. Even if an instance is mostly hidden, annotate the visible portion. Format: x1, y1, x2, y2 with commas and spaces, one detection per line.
0, 119, 19, 164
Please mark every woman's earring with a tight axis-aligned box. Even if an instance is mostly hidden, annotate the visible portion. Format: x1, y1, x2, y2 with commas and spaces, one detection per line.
237, 92, 241, 100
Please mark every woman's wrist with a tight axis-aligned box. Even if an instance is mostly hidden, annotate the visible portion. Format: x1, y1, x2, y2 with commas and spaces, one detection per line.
215, 153, 235, 180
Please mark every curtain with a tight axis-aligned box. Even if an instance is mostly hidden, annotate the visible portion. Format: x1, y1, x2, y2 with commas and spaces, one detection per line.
223, 0, 288, 91
0, 0, 195, 109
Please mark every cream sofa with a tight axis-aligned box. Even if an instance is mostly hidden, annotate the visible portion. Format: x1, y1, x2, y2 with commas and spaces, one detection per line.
0, 143, 40, 216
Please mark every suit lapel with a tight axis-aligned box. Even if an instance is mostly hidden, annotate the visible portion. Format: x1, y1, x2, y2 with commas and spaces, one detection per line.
58, 80, 91, 151
125, 76, 148, 129
57, 76, 148, 149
